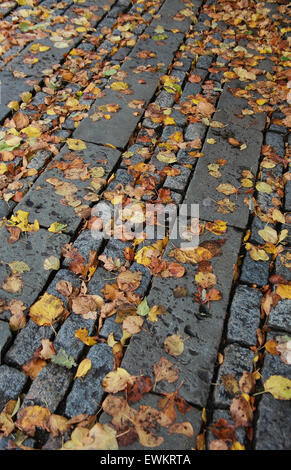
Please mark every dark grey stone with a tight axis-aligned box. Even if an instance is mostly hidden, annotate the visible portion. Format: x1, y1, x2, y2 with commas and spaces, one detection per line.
150, 0, 201, 33
65, 343, 113, 417
121, 227, 242, 407
227, 285, 262, 346
184, 123, 263, 229
195, 54, 213, 69
17, 144, 120, 232
54, 314, 96, 363
21, 363, 73, 412
0, 321, 12, 363
268, 299, 291, 334
184, 122, 207, 142
164, 165, 191, 193
0, 70, 35, 122
214, 81, 266, 131
214, 344, 254, 408
240, 251, 270, 287
240, 252, 270, 286
0, 365, 27, 412
255, 350, 291, 450
5, 320, 53, 368
0, 228, 69, 307
285, 181, 291, 212
265, 132, 285, 158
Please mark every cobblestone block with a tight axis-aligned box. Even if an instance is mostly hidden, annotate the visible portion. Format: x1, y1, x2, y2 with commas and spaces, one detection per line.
62, 230, 104, 269
227, 285, 262, 347
214, 80, 266, 131
5, 320, 53, 368
151, 0, 201, 33
184, 123, 263, 229
255, 350, 291, 450
213, 344, 254, 408
0, 321, 12, 363
240, 251, 270, 287
17, 144, 120, 232
164, 164, 191, 193
268, 298, 291, 334
184, 122, 207, 142
0, 228, 69, 308
65, 343, 113, 418
0, 365, 27, 412
21, 363, 73, 412
250, 216, 276, 245
122, 228, 242, 407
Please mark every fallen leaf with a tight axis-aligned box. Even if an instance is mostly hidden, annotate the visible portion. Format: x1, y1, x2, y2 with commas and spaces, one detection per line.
29, 293, 64, 326
164, 335, 184, 356
74, 358, 92, 380
263, 375, 291, 400
102, 368, 132, 393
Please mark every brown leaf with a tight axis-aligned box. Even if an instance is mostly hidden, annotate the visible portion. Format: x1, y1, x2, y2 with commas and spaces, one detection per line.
16, 406, 51, 436
230, 395, 253, 428
127, 376, 152, 403
239, 372, 256, 394
222, 374, 240, 396
168, 422, 194, 438
209, 418, 237, 441
22, 358, 47, 380
153, 357, 179, 385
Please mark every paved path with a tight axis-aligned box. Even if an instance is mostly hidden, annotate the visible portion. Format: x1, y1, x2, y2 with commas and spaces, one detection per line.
0, 0, 290, 450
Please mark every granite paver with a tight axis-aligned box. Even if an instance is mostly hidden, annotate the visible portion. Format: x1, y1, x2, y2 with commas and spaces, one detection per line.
0, 0, 289, 452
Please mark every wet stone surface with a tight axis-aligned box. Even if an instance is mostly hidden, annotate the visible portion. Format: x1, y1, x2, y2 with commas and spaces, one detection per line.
65, 343, 113, 418
213, 344, 254, 408
0, 365, 27, 412
227, 285, 262, 347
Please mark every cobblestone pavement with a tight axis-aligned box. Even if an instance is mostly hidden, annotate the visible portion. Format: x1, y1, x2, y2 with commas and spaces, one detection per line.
0, 0, 290, 451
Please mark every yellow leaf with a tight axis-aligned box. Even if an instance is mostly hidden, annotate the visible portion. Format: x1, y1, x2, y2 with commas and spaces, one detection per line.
102, 368, 131, 393
110, 81, 128, 91
164, 334, 184, 356
231, 441, 246, 450
205, 220, 227, 235
264, 375, 291, 400
0, 163, 7, 175
29, 293, 64, 326
216, 183, 237, 195
148, 305, 167, 322
256, 182, 273, 194
256, 99, 267, 106
16, 406, 51, 436
74, 358, 92, 380
66, 138, 87, 151
207, 138, 216, 144
272, 209, 285, 224
43, 256, 60, 271
156, 151, 177, 163
258, 226, 278, 244
30, 43, 50, 53
75, 327, 97, 346
7, 210, 39, 233
241, 178, 253, 188
8, 101, 20, 111
276, 284, 291, 299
